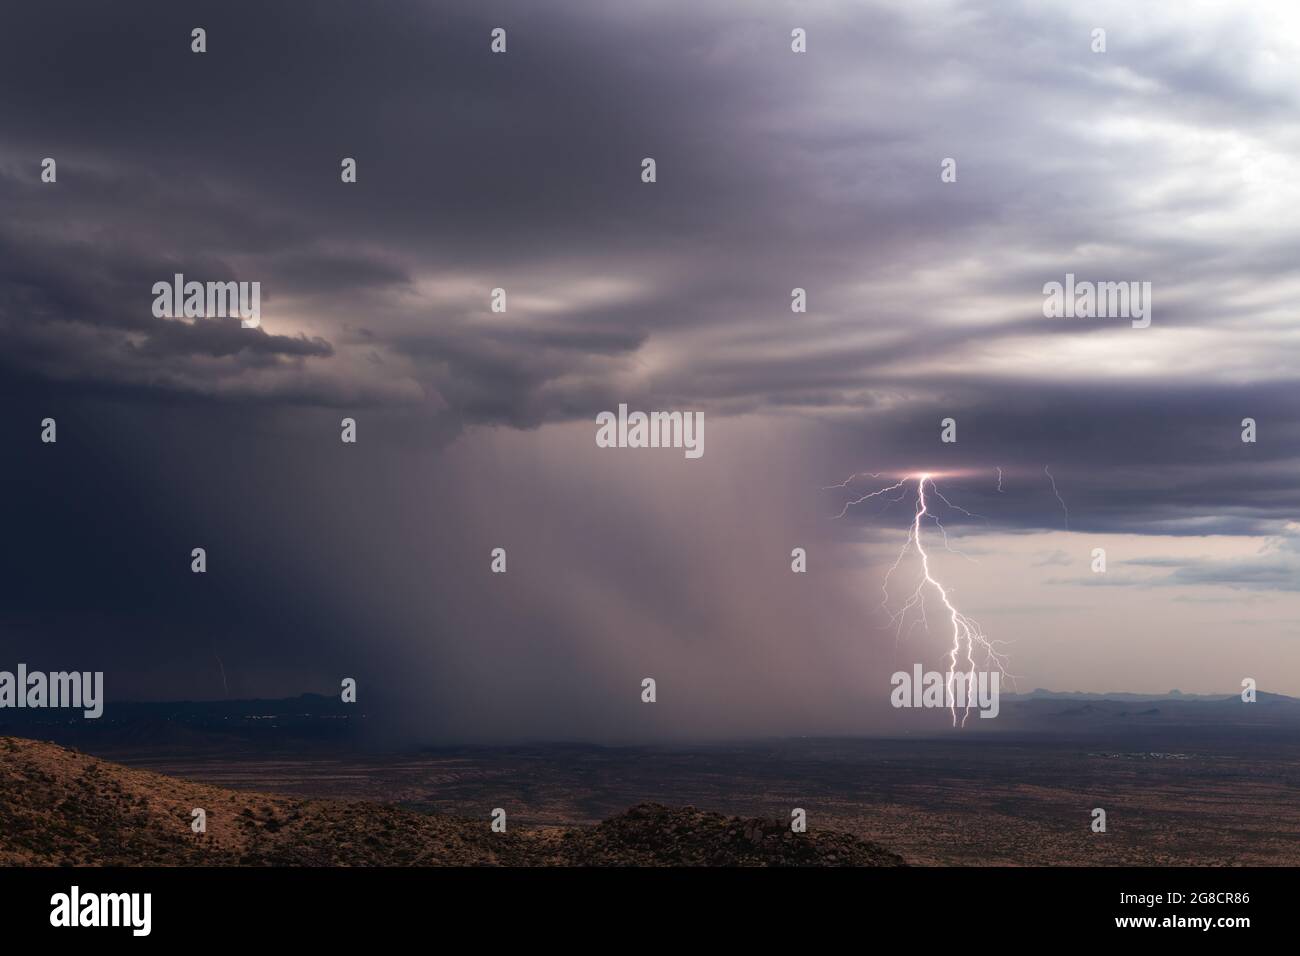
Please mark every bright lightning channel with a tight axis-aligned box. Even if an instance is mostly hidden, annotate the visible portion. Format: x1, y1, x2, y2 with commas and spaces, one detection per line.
833, 471, 1014, 727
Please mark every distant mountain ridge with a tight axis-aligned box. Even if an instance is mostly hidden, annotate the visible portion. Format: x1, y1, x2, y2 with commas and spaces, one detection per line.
4, 689, 1298, 749
0, 693, 362, 752
0, 691, 351, 722
1004, 688, 1296, 703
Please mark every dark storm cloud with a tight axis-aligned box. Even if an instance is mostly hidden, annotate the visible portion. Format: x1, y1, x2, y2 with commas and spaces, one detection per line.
129, 318, 333, 361
3, 1, 1297, 462
1, 0, 1298, 728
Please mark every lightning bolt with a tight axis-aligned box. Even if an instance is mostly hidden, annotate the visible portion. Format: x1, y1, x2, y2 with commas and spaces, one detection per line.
996, 466, 1003, 493
826, 475, 908, 520
214, 653, 229, 697
1044, 465, 1069, 530
831, 471, 1014, 727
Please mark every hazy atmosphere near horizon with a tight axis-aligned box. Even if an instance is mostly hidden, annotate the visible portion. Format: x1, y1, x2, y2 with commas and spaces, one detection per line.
2, 0, 1299, 744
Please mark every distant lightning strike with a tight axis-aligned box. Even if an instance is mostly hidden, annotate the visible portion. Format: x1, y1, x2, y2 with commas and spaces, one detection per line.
832, 471, 1015, 726
1044, 465, 1069, 530
214, 653, 229, 697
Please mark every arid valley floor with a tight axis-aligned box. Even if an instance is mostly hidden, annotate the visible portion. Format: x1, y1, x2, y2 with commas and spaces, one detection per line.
105, 734, 1299, 866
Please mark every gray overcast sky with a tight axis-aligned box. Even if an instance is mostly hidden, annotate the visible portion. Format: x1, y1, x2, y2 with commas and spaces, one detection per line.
1, 0, 1298, 740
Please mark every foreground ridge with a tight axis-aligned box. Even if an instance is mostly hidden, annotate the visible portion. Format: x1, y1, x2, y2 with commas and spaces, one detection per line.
0, 737, 903, 867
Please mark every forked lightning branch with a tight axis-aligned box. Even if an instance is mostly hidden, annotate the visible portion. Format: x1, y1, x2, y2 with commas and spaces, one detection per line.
828, 471, 1018, 727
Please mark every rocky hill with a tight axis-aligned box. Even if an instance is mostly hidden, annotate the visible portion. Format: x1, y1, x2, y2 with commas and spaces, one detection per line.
0, 737, 904, 867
